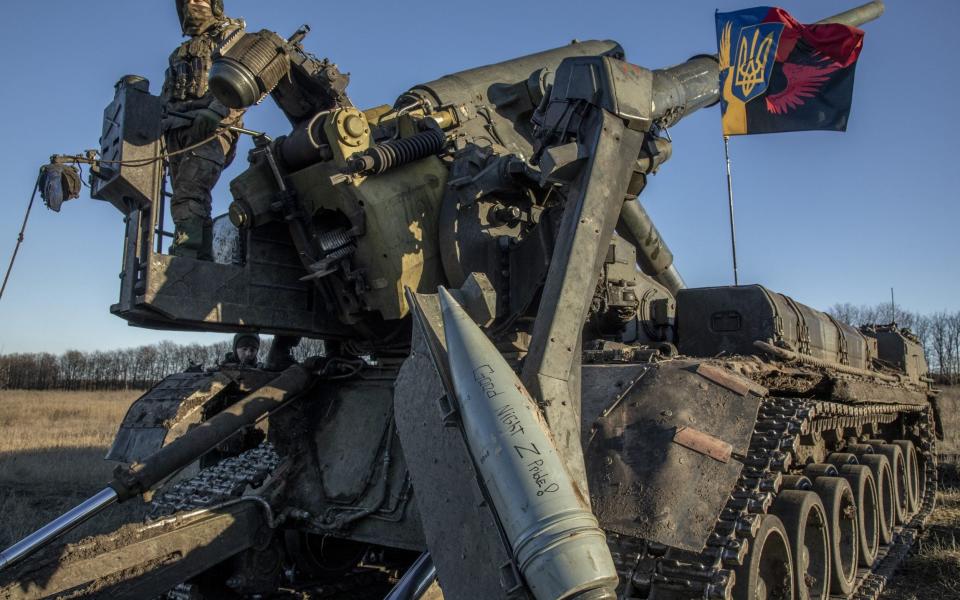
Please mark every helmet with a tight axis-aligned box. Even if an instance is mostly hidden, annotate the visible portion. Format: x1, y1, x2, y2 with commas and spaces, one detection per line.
175, 0, 224, 28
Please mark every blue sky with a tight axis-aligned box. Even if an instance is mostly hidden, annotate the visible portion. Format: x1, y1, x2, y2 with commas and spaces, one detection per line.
1, 1, 957, 353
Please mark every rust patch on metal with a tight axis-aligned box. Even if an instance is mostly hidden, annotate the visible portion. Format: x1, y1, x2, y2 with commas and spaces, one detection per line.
673, 426, 733, 463
696, 363, 768, 397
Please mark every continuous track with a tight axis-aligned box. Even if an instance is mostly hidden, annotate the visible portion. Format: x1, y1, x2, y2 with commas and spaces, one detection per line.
155, 445, 396, 600
610, 397, 937, 600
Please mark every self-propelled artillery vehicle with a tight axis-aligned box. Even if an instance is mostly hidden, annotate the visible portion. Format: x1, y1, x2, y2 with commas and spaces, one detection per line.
1, 2, 941, 599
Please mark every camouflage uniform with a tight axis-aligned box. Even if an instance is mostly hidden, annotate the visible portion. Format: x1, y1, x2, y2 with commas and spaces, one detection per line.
162, 1, 245, 260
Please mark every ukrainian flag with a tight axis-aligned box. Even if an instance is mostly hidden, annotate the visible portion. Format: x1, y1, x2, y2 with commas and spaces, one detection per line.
717, 7, 864, 136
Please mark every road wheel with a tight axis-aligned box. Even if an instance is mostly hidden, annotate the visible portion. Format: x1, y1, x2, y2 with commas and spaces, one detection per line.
826, 453, 858, 466
870, 443, 908, 524
782, 475, 813, 491
811, 476, 858, 596
733, 514, 795, 600
838, 464, 879, 567
771, 490, 830, 600
858, 454, 895, 544
803, 463, 838, 479
893, 440, 920, 514
845, 443, 875, 455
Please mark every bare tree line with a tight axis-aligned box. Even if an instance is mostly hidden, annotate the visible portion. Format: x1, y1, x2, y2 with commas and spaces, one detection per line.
827, 302, 960, 384
1, 302, 958, 391
0, 337, 326, 391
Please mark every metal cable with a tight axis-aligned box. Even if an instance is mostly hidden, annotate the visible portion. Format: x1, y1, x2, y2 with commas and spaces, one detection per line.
0, 171, 41, 302
57, 116, 246, 169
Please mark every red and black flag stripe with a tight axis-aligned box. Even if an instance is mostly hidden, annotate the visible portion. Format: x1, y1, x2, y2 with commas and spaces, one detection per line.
716, 7, 864, 136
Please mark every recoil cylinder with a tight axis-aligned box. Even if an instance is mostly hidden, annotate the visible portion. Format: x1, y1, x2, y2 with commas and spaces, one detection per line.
347, 128, 446, 176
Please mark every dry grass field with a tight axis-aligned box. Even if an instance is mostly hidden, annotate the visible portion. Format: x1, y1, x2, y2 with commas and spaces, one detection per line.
0, 390, 147, 548
881, 489, 960, 600
936, 385, 960, 456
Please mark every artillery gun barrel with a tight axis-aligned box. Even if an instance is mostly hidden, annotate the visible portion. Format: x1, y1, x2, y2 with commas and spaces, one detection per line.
815, 0, 885, 26
400, 40, 623, 112
650, 1, 885, 126
0, 365, 313, 572
618, 199, 686, 295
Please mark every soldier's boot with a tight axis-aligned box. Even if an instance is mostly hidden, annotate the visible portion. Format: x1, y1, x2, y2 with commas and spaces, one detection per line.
170, 219, 204, 259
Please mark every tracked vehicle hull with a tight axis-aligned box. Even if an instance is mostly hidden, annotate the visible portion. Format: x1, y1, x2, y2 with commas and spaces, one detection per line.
0, 355, 937, 600
583, 285, 938, 600
591, 358, 937, 600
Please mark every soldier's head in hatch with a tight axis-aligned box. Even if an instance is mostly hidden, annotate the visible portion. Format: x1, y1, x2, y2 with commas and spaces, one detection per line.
233, 333, 260, 366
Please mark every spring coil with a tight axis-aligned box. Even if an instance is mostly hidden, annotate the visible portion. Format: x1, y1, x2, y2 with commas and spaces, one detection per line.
364, 129, 446, 175
318, 228, 352, 253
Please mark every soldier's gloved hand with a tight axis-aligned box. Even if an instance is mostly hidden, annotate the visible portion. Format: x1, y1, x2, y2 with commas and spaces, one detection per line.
187, 108, 223, 140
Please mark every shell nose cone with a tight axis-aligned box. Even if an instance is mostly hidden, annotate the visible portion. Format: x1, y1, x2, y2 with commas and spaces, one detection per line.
437, 286, 470, 332
436, 286, 459, 321
437, 285, 503, 376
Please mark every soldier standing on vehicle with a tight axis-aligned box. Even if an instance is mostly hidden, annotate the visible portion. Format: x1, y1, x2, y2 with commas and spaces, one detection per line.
162, 0, 245, 260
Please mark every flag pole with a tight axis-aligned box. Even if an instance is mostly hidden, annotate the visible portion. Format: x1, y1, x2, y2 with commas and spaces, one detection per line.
723, 135, 739, 286
890, 287, 896, 323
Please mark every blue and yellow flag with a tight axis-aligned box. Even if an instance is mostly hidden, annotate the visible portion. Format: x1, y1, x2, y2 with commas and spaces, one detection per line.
716, 7, 864, 135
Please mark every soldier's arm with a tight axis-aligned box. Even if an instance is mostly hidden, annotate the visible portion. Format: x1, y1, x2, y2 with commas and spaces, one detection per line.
207, 99, 244, 125
159, 48, 179, 105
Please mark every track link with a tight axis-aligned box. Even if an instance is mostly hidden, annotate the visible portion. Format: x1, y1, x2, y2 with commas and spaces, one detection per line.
150, 443, 282, 518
